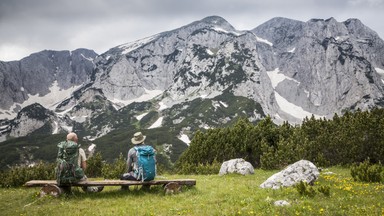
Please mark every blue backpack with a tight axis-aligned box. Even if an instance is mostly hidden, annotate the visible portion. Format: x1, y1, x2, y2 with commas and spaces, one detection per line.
134, 145, 156, 181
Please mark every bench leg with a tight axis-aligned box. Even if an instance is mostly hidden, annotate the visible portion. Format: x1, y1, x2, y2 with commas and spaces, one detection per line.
40, 184, 63, 197
164, 182, 182, 194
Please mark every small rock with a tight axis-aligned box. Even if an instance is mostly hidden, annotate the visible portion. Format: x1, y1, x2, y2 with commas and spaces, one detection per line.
274, 200, 290, 206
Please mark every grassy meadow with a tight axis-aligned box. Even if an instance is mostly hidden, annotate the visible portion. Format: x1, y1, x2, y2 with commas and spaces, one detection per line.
1, 167, 383, 216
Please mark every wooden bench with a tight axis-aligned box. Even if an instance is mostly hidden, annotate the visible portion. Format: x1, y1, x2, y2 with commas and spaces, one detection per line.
25, 179, 196, 196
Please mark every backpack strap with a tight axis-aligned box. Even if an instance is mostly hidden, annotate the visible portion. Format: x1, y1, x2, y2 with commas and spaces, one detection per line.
133, 146, 144, 181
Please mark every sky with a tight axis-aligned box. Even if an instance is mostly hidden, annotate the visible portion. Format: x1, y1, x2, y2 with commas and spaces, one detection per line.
1, 0, 383, 61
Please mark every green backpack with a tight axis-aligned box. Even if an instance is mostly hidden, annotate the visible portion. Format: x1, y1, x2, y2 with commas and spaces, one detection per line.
55, 141, 84, 186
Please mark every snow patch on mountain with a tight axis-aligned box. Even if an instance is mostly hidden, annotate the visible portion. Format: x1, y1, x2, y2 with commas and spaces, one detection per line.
158, 102, 167, 111
52, 121, 59, 134
109, 89, 163, 107
275, 93, 323, 120
119, 35, 159, 54
267, 68, 300, 88
219, 101, 228, 108
93, 125, 113, 140
136, 112, 148, 120
81, 53, 94, 62
212, 26, 243, 36
206, 49, 214, 55
148, 117, 163, 129
56, 105, 76, 116
267, 68, 323, 120
178, 133, 191, 146
0, 81, 81, 119
255, 35, 273, 46
375, 68, 384, 75
88, 143, 96, 152
61, 124, 73, 133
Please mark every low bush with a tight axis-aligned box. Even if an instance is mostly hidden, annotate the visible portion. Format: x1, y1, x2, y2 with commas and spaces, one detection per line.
350, 160, 383, 183
101, 153, 126, 179
0, 162, 55, 187
317, 185, 331, 196
295, 181, 316, 197
86, 152, 103, 178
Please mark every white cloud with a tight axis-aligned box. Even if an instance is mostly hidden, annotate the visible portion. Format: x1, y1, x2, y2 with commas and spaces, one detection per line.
0, 0, 383, 61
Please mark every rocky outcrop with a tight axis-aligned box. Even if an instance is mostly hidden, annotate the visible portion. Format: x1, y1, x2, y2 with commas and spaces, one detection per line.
219, 158, 254, 175
260, 160, 320, 189
2, 15, 384, 142
0, 49, 97, 118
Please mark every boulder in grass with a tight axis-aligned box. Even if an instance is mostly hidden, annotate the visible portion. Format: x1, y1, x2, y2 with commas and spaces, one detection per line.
260, 160, 320, 189
219, 158, 254, 176
274, 200, 290, 206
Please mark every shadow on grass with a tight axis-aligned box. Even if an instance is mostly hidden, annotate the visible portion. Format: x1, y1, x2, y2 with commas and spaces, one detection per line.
61, 185, 198, 200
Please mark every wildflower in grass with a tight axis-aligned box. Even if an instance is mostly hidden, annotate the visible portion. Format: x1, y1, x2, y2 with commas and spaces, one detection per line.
319, 208, 324, 214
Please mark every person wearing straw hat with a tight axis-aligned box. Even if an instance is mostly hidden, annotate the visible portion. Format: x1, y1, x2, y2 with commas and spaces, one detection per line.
121, 132, 156, 181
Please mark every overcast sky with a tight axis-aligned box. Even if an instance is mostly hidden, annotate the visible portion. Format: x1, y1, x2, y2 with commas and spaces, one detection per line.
1, 0, 383, 61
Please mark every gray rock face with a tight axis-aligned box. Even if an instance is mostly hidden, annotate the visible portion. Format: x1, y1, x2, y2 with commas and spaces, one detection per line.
86, 16, 384, 125
2, 15, 384, 141
0, 49, 97, 117
260, 160, 320, 189
253, 17, 384, 123
219, 158, 254, 175
7, 103, 72, 138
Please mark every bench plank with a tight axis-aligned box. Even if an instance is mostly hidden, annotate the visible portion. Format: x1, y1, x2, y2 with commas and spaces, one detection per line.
25, 179, 196, 187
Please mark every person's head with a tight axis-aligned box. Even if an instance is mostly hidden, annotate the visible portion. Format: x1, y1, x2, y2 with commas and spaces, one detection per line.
131, 132, 146, 145
67, 132, 78, 143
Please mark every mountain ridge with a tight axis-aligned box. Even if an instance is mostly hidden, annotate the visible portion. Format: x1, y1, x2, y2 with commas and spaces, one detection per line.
1, 15, 384, 167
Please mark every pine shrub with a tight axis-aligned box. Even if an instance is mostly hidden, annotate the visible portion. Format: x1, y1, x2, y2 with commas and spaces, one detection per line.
295, 181, 316, 197
86, 152, 103, 178
101, 153, 126, 179
317, 185, 331, 197
0, 162, 55, 187
350, 160, 383, 183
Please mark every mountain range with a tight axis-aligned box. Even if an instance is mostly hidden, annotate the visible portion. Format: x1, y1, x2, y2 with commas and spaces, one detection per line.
1, 15, 384, 168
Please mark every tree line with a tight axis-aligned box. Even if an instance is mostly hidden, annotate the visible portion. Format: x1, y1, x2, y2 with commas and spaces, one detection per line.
176, 108, 384, 173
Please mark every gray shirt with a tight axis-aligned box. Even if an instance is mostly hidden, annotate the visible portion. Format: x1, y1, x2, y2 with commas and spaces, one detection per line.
126, 145, 141, 173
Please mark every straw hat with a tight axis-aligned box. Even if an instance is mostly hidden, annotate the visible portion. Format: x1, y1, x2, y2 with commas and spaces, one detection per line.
131, 132, 146, 144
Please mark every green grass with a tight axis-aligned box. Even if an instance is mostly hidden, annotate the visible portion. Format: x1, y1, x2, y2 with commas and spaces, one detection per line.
1, 167, 383, 215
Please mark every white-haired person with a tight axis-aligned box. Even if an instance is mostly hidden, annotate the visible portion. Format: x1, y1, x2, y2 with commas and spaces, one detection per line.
66, 132, 103, 192
66, 132, 87, 173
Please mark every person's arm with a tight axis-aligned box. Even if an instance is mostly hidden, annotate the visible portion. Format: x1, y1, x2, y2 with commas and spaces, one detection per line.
79, 148, 87, 171
81, 160, 87, 171
127, 148, 134, 172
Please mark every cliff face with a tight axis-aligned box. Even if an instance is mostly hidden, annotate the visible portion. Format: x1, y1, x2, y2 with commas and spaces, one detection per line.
1, 15, 384, 141
0, 49, 97, 119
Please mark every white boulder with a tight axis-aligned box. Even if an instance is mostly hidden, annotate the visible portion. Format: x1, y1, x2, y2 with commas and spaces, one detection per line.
260, 160, 319, 189
219, 158, 254, 175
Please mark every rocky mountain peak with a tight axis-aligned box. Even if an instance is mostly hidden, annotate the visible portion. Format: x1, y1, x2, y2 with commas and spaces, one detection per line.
180, 15, 239, 35
1, 15, 384, 142
200, 15, 235, 30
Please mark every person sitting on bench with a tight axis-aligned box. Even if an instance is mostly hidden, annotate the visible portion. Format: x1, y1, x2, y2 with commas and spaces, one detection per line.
121, 132, 156, 181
